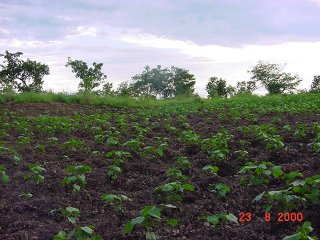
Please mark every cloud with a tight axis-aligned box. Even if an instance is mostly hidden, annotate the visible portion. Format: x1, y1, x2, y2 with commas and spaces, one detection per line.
1, 0, 320, 96
70, 26, 97, 37
120, 32, 320, 64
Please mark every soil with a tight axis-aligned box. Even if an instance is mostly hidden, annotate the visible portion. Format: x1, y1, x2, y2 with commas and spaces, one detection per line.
0, 103, 319, 240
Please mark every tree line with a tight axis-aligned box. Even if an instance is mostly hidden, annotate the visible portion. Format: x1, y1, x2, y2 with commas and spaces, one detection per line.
0, 50, 319, 98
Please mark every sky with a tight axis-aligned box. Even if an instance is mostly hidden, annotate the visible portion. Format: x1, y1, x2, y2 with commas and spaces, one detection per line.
1, 0, 320, 96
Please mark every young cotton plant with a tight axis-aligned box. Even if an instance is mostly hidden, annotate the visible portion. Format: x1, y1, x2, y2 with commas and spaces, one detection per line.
0, 165, 9, 184
200, 213, 238, 228
101, 193, 132, 212
61, 139, 88, 152
53, 226, 102, 240
165, 168, 189, 182
62, 165, 92, 192
155, 181, 195, 202
176, 156, 191, 169
253, 188, 306, 212
178, 130, 201, 145
124, 205, 161, 240
61, 207, 80, 224
26, 163, 46, 184
283, 221, 318, 240
202, 165, 219, 176
208, 183, 231, 199
0, 144, 21, 164
54, 207, 102, 240
201, 130, 233, 163
239, 161, 284, 186
107, 165, 122, 181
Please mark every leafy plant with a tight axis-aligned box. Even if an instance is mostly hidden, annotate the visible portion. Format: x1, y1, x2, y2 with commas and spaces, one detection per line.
62, 165, 92, 192
201, 131, 232, 162
155, 181, 195, 202
26, 163, 45, 184
202, 165, 219, 175
200, 213, 238, 227
283, 221, 318, 240
176, 156, 191, 169
165, 168, 189, 182
53, 225, 102, 240
61, 207, 80, 224
107, 165, 122, 181
253, 188, 305, 212
0, 165, 9, 184
239, 161, 283, 186
61, 139, 87, 152
124, 205, 161, 240
101, 193, 132, 212
208, 183, 231, 198
178, 130, 201, 145
19, 193, 33, 199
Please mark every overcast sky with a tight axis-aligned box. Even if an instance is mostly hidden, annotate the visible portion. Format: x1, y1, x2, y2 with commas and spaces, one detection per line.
1, 0, 320, 96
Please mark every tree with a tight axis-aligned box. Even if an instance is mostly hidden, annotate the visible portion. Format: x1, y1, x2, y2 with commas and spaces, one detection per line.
169, 66, 196, 97
310, 75, 320, 92
236, 80, 257, 94
248, 61, 302, 95
0, 50, 49, 92
130, 65, 196, 98
66, 57, 110, 93
206, 77, 234, 98
115, 82, 132, 97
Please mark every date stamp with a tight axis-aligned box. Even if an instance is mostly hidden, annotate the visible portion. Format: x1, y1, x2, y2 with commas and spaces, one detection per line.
239, 212, 304, 223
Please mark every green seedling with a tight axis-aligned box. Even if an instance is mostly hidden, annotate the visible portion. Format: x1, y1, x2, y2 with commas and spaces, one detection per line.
239, 161, 283, 186
106, 136, 119, 146
124, 205, 161, 240
19, 193, 33, 199
17, 135, 32, 146
62, 165, 92, 192
124, 139, 142, 151
0, 165, 9, 184
26, 163, 45, 184
61, 207, 80, 224
0, 144, 21, 164
35, 144, 46, 153
178, 130, 201, 145
234, 150, 249, 160
208, 183, 231, 198
107, 165, 122, 181
202, 165, 219, 175
61, 139, 87, 152
283, 221, 318, 240
155, 181, 195, 202
53, 226, 102, 240
48, 136, 59, 145
165, 168, 189, 182
200, 213, 238, 228
101, 193, 132, 212
253, 188, 306, 212
201, 131, 232, 162
176, 156, 191, 169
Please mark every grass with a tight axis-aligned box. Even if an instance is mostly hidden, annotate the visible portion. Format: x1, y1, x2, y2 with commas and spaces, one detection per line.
0, 92, 319, 113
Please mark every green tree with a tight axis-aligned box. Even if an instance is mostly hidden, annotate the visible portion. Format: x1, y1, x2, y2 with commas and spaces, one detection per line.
206, 77, 234, 98
310, 75, 320, 92
248, 61, 302, 95
115, 82, 132, 96
236, 80, 257, 94
0, 50, 49, 92
168, 66, 196, 97
66, 57, 111, 93
130, 65, 196, 98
